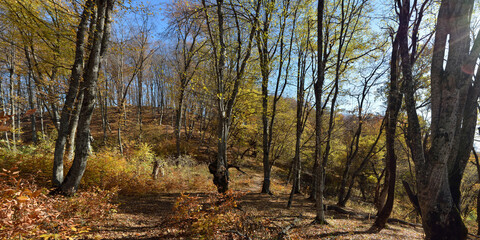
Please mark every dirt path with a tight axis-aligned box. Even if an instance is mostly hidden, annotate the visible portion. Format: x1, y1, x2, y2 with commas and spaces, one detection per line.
83, 167, 424, 239
87, 193, 180, 239
85, 189, 424, 239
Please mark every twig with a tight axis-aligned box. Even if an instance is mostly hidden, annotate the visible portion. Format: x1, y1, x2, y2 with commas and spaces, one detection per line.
223, 230, 251, 240
228, 164, 247, 174
275, 215, 302, 240
326, 204, 421, 228
468, 233, 480, 240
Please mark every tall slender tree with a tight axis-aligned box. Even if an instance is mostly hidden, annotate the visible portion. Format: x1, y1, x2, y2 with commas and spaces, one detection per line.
313, 0, 327, 224
203, 0, 260, 193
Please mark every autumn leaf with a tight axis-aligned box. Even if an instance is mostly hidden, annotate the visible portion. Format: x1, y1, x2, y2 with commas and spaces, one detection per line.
16, 195, 30, 203
24, 109, 36, 116
0, 125, 11, 132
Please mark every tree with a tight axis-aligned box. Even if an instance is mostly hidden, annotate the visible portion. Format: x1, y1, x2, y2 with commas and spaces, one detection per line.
369, 23, 402, 233
202, 0, 260, 193
336, 56, 387, 207
287, 4, 314, 207
256, 0, 293, 194
397, 0, 480, 237
313, 0, 327, 224
54, 0, 116, 196
52, 0, 94, 186
168, 0, 205, 157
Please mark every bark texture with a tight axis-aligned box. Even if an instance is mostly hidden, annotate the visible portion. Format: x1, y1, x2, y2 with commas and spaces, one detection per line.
313, 0, 327, 224
52, 0, 93, 186
402, 0, 480, 238
55, 0, 115, 196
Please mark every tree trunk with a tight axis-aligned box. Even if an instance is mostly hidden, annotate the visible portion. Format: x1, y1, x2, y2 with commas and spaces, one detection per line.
175, 89, 184, 157
260, 42, 271, 194
0, 75, 10, 148
400, 0, 474, 238
65, 94, 83, 161
213, 114, 229, 193
137, 55, 143, 139
370, 33, 401, 231
202, 0, 259, 193
313, 0, 327, 223
38, 98, 45, 140
56, 0, 114, 196
117, 108, 124, 154
288, 25, 310, 207
52, 0, 92, 186
9, 60, 16, 150
15, 78, 21, 143
27, 72, 37, 144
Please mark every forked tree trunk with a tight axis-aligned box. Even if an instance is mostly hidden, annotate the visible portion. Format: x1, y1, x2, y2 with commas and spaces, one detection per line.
52, 0, 92, 186
56, 0, 114, 196
202, 0, 259, 193
400, 0, 480, 238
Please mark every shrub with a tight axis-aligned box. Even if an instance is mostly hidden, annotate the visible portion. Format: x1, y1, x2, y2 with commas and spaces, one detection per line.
0, 167, 117, 239
0, 140, 215, 196
171, 191, 272, 239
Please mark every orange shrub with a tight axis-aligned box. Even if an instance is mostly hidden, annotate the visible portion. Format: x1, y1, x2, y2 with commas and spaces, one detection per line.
0, 167, 117, 239
170, 191, 272, 239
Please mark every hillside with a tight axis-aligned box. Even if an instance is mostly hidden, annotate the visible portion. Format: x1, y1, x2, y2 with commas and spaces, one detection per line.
0, 107, 428, 239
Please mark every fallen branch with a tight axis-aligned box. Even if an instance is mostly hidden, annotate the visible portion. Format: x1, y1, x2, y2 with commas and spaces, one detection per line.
468, 233, 480, 240
223, 230, 251, 240
326, 205, 370, 218
386, 218, 421, 227
228, 164, 247, 174
275, 215, 302, 240
325, 204, 421, 228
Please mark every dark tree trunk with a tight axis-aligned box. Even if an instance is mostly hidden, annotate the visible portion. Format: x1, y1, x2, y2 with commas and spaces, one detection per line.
257, 0, 274, 195
370, 34, 401, 231
260, 0, 292, 195
288, 20, 311, 208
313, 0, 326, 224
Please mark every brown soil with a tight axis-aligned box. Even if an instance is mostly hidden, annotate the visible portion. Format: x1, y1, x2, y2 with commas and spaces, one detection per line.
85, 171, 424, 239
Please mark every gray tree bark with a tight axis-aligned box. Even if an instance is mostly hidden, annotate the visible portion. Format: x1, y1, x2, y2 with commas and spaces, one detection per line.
401, 0, 479, 238
56, 0, 115, 196
52, 0, 93, 186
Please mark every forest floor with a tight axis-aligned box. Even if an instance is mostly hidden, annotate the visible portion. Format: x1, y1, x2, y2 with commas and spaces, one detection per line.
84, 171, 425, 239
15, 108, 426, 239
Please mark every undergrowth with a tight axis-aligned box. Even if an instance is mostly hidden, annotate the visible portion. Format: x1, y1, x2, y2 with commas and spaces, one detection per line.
0, 140, 214, 196
0, 167, 117, 239
171, 191, 276, 239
